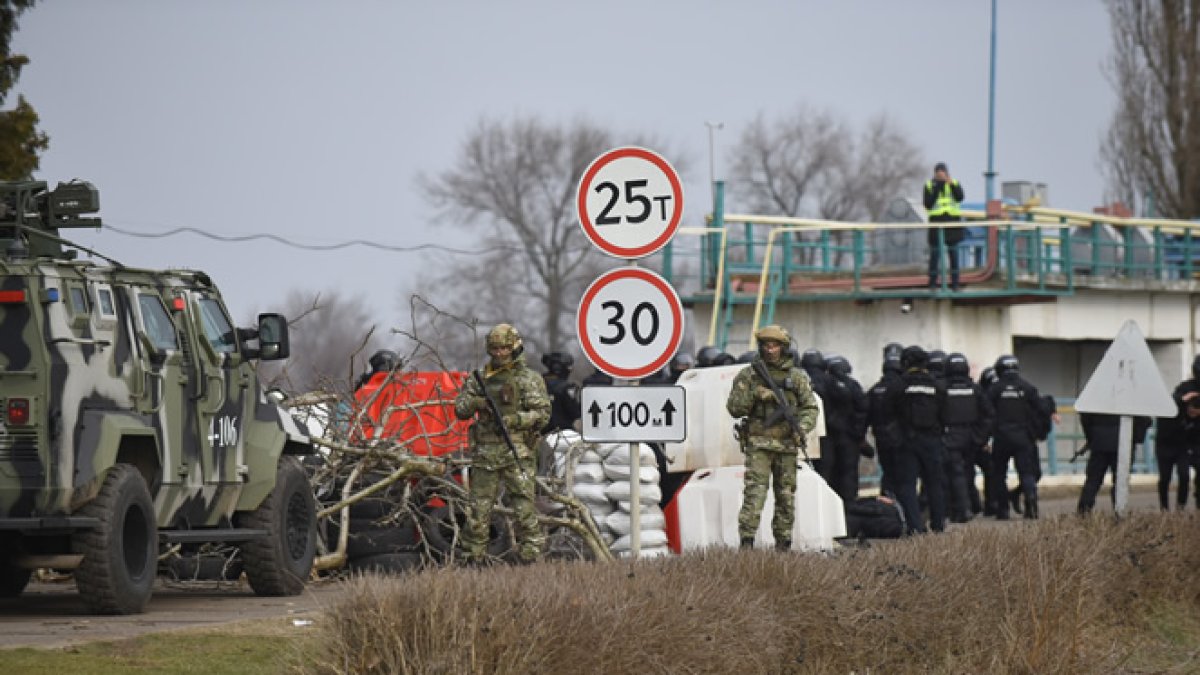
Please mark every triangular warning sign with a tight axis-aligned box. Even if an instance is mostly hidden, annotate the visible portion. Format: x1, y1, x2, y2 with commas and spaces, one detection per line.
1075, 320, 1176, 417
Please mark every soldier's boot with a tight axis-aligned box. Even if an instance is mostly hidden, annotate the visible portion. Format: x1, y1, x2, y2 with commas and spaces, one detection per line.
1010, 488, 1023, 515
739, 537, 754, 550
774, 539, 792, 553
1024, 496, 1038, 520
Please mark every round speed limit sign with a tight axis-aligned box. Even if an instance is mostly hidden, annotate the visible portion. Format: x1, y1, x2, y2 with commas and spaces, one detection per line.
577, 267, 684, 379
576, 146, 684, 259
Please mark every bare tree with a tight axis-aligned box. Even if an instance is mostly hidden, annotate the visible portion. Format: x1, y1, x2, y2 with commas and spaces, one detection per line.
418, 116, 681, 358
256, 288, 388, 394
1101, 0, 1200, 218
729, 107, 924, 265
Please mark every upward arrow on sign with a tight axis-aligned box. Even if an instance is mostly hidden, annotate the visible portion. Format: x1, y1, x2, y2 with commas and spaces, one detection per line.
1074, 320, 1176, 417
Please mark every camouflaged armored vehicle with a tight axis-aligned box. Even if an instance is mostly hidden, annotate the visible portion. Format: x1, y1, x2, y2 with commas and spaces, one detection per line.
0, 180, 316, 614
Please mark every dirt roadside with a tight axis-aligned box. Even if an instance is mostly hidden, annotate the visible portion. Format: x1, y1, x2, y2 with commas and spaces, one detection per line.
0, 485, 1169, 650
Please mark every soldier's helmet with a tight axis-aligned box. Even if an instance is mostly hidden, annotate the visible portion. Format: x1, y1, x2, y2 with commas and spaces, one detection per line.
994, 354, 1020, 375
979, 366, 998, 389
541, 351, 573, 376
883, 342, 904, 361
368, 349, 400, 373
486, 323, 524, 356
928, 349, 947, 372
900, 345, 928, 369
696, 345, 724, 367
946, 352, 970, 376
753, 324, 791, 348
800, 348, 825, 371
670, 352, 694, 374
827, 355, 851, 377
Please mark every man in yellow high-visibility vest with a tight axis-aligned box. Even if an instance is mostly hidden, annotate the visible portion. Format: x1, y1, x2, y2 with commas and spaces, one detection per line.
923, 162, 965, 290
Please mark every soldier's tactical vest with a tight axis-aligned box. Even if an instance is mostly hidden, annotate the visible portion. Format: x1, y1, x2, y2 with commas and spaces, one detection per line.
868, 375, 901, 447
944, 381, 978, 426
995, 384, 1027, 427
473, 367, 528, 446
748, 368, 805, 440
903, 382, 941, 432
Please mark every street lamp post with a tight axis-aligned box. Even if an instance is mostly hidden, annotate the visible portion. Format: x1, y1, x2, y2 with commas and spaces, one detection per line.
984, 0, 998, 203
705, 121, 724, 208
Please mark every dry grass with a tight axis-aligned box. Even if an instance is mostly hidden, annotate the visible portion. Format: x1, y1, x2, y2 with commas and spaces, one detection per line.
295, 512, 1200, 674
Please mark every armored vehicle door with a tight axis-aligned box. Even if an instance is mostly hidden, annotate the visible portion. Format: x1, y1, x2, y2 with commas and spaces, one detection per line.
125, 285, 191, 493
185, 291, 251, 488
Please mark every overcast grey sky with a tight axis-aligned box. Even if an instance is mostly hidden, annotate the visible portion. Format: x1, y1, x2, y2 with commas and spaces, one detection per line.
14, 1, 1112, 326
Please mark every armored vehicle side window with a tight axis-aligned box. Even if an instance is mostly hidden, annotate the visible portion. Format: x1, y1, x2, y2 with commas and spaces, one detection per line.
96, 287, 115, 317
137, 293, 178, 351
198, 298, 237, 354
68, 286, 88, 314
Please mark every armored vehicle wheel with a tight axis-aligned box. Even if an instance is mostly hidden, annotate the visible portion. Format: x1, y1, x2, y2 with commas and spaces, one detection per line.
71, 464, 157, 615
238, 456, 316, 596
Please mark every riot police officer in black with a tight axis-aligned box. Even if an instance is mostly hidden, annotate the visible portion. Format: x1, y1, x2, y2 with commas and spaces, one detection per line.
824, 355, 869, 504
973, 366, 1000, 515
800, 349, 834, 483
1077, 412, 1151, 513
868, 344, 905, 497
1153, 355, 1200, 510
942, 353, 994, 522
541, 352, 581, 434
988, 355, 1043, 519
887, 346, 948, 533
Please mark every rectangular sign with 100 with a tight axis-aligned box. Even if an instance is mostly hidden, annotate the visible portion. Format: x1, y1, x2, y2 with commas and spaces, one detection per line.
581, 385, 686, 443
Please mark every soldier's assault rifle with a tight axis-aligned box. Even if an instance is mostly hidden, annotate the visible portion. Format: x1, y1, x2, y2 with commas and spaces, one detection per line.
472, 369, 528, 478
751, 359, 813, 465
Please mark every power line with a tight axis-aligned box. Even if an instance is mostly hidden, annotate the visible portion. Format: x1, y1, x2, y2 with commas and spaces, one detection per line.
102, 222, 515, 255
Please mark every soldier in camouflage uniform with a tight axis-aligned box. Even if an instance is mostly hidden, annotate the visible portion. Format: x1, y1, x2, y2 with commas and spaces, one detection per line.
726, 325, 819, 551
454, 324, 551, 563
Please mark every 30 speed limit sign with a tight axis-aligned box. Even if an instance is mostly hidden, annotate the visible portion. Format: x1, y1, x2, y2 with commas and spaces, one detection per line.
576, 146, 684, 259
577, 267, 684, 380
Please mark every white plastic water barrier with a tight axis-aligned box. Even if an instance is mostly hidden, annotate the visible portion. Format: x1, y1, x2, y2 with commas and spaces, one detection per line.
672, 463, 845, 551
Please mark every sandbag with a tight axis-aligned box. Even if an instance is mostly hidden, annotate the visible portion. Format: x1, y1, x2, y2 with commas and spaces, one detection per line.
603, 443, 655, 466
573, 462, 607, 484
571, 483, 610, 504
605, 480, 662, 505
605, 507, 666, 536
609, 530, 669, 551
601, 463, 660, 483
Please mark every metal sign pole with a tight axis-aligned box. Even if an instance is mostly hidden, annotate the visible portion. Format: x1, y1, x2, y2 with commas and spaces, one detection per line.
1115, 415, 1132, 515
627, 259, 641, 558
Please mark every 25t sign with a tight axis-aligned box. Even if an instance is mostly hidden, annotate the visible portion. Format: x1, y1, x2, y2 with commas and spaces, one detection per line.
577, 267, 684, 380
577, 146, 684, 259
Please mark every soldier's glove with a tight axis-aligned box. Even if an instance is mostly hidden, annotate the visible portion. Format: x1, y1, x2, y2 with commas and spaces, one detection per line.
755, 386, 775, 401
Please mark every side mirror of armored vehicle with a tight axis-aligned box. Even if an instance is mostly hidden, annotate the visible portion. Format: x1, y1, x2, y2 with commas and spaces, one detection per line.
257, 313, 290, 361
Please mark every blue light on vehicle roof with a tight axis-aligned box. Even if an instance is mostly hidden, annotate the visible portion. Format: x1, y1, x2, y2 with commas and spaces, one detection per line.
45, 288, 60, 303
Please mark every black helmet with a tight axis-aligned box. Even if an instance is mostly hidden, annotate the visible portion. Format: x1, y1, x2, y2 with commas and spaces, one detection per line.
883, 342, 904, 361
900, 345, 928, 369
946, 352, 969, 376
368, 349, 400, 373
541, 351, 574, 376
927, 349, 947, 372
670, 352, 695, 373
994, 354, 1019, 375
696, 345, 724, 367
715, 352, 737, 366
883, 355, 902, 373
1192, 354, 1200, 381
979, 366, 998, 389
800, 348, 825, 370
827, 355, 851, 377
737, 350, 756, 364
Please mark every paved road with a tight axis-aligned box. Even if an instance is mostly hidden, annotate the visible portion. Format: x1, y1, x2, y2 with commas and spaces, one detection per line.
0, 577, 351, 649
